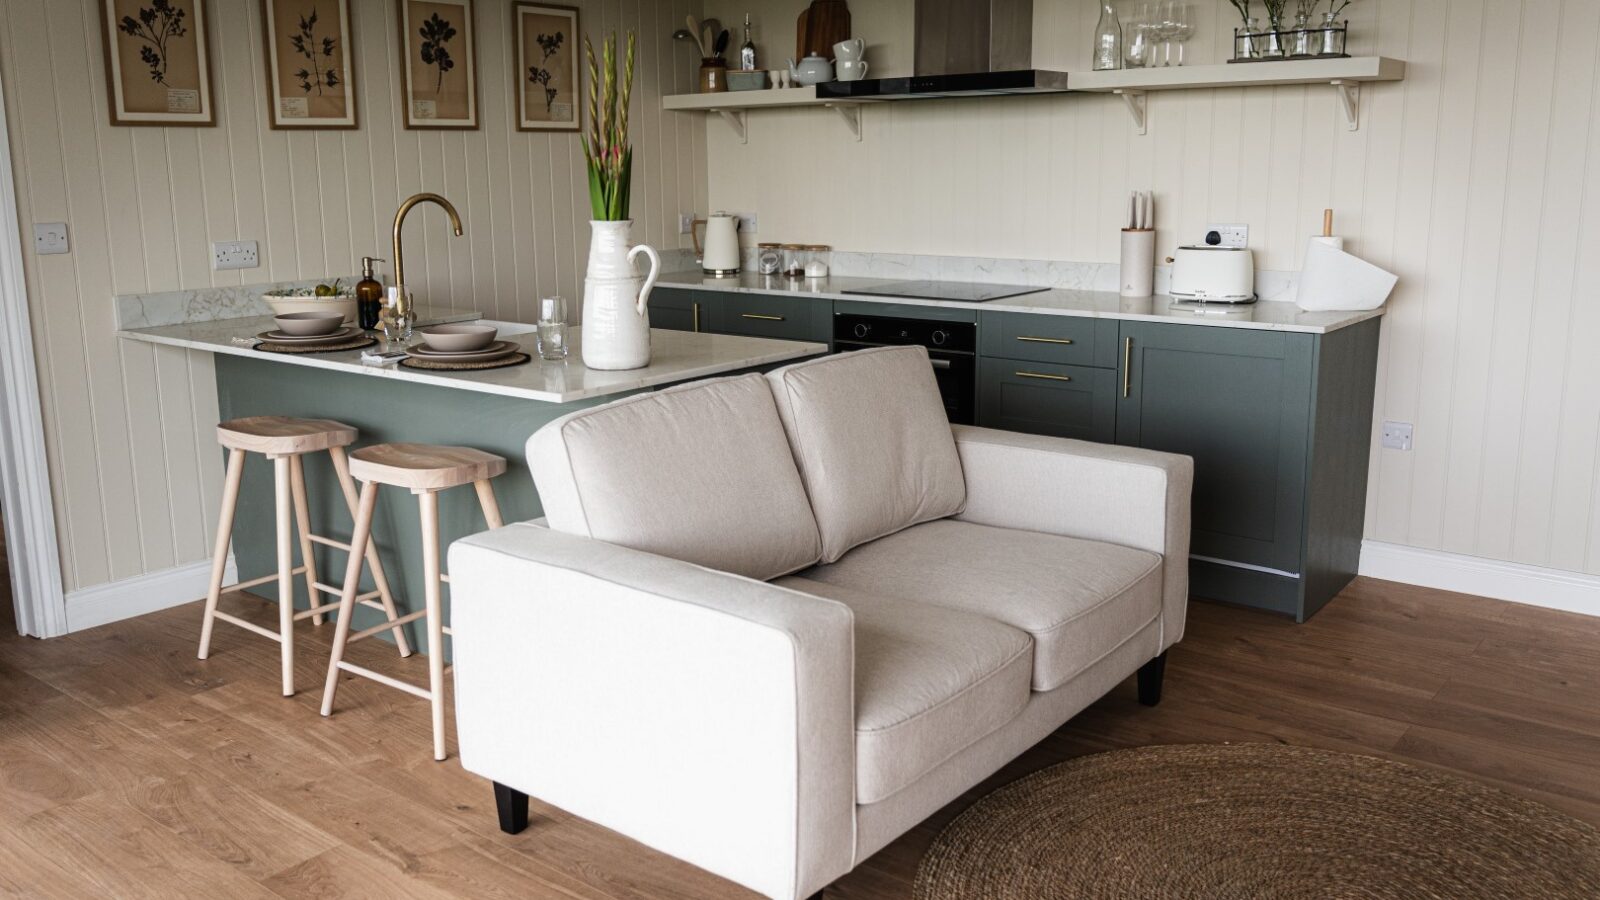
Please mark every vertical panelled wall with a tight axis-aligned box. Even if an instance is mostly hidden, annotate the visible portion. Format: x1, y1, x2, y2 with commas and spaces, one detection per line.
704, 0, 1600, 578
1, 0, 706, 593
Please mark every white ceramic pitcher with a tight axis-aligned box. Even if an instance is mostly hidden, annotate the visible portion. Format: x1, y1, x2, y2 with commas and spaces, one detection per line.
581, 220, 661, 370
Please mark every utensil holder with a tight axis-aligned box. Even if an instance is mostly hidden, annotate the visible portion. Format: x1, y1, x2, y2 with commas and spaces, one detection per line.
1120, 229, 1155, 298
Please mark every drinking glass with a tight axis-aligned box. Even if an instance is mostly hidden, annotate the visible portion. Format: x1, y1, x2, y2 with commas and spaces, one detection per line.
1167, 2, 1195, 65
536, 296, 569, 361
1156, 1, 1181, 66
1124, 3, 1154, 68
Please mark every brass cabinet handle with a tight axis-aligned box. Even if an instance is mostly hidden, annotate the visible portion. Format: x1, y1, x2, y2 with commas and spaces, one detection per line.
692, 302, 701, 332
1015, 370, 1071, 382
741, 313, 786, 321
1016, 335, 1074, 345
1122, 337, 1134, 398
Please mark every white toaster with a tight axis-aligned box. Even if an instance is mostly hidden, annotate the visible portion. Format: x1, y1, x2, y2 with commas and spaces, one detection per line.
1169, 246, 1256, 303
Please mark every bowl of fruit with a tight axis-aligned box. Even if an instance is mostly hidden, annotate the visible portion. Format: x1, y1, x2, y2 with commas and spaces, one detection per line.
263, 280, 358, 324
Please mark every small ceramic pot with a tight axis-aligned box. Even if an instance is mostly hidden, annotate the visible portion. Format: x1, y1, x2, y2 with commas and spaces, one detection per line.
699, 59, 728, 93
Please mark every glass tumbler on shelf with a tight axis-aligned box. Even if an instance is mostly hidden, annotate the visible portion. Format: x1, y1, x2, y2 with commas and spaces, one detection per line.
536, 296, 569, 361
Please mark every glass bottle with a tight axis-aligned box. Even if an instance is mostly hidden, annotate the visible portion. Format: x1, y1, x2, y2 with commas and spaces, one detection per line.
739, 14, 757, 71
1092, 2, 1122, 71
1320, 12, 1345, 55
1290, 13, 1313, 56
355, 256, 385, 331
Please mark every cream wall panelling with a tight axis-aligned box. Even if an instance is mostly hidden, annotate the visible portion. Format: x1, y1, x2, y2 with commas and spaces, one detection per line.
0, 0, 707, 602
701, 0, 1600, 585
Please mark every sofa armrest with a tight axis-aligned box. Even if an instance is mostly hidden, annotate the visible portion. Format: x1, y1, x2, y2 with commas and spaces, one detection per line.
950, 425, 1194, 649
448, 524, 855, 900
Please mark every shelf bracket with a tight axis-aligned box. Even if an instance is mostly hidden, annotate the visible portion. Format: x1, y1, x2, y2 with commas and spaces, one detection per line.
1331, 80, 1360, 131
826, 103, 862, 141
1115, 90, 1147, 135
714, 109, 748, 144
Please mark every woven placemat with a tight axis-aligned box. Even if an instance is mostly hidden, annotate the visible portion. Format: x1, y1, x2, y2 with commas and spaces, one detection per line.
400, 352, 532, 372
915, 743, 1600, 899
255, 336, 377, 354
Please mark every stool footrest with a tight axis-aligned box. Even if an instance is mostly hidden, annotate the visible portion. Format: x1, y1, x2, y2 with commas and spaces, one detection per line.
308, 534, 353, 551
211, 610, 283, 641
336, 661, 432, 700
233, 568, 308, 592
347, 609, 429, 644
295, 591, 383, 621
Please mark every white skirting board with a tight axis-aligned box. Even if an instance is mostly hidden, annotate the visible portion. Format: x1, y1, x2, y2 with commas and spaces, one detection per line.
1359, 540, 1600, 619
64, 555, 236, 634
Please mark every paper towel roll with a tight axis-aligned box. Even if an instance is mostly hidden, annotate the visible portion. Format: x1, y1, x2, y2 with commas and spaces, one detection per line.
1120, 229, 1154, 298
1309, 234, 1346, 251
1295, 240, 1398, 311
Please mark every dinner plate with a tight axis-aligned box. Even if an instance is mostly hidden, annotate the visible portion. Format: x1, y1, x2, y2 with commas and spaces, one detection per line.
257, 326, 362, 344
406, 340, 520, 362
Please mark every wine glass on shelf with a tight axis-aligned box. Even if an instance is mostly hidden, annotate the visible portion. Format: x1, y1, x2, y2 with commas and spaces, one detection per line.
1155, 1, 1181, 66
1164, 1, 1190, 64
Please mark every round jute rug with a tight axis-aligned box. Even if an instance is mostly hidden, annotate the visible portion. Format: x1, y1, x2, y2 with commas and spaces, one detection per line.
914, 744, 1600, 899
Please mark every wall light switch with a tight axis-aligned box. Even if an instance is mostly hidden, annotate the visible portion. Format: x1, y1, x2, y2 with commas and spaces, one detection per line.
33, 223, 68, 255
212, 240, 259, 271
1381, 420, 1413, 451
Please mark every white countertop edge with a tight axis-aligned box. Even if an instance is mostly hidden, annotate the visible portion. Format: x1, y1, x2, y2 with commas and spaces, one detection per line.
656, 274, 1385, 334
117, 326, 829, 404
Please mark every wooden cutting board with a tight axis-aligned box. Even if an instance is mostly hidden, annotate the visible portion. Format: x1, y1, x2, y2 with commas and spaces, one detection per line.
796, 0, 850, 60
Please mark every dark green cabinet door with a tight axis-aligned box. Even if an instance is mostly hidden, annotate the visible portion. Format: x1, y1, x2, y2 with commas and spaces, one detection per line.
711, 292, 832, 343
977, 358, 1116, 443
1115, 321, 1314, 574
648, 288, 715, 333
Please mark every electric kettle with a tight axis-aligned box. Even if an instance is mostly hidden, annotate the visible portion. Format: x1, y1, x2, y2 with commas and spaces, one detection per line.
692, 212, 741, 276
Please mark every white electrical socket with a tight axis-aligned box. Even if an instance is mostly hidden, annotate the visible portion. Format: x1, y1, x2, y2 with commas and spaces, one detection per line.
679, 213, 695, 235
212, 240, 260, 271
33, 223, 68, 255
1205, 223, 1249, 248
1381, 420, 1413, 451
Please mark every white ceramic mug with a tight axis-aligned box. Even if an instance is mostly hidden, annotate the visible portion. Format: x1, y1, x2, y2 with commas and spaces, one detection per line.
837, 59, 869, 81
833, 38, 864, 62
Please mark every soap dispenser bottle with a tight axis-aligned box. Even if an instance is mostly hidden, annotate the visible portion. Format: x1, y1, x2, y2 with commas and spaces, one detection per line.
355, 257, 384, 330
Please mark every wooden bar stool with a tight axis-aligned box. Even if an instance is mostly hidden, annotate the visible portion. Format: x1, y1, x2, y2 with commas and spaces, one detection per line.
198, 416, 414, 697
320, 442, 507, 761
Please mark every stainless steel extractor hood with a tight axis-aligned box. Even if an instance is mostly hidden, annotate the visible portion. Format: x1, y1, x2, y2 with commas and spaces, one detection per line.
816, 0, 1069, 100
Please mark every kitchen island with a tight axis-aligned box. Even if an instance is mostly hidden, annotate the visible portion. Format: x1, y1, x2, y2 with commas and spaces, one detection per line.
119, 315, 827, 650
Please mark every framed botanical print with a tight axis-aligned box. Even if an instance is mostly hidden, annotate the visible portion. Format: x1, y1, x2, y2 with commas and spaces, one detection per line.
398, 0, 478, 130
261, 0, 357, 129
99, 0, 216, 126
513, 3, 579, 132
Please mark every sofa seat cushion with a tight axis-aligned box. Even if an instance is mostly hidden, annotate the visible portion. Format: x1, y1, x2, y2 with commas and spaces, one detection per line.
774, 576, 1032, 805
798, 519, 1163, 691
766, 346, 966, 563
527, 373, 822, 581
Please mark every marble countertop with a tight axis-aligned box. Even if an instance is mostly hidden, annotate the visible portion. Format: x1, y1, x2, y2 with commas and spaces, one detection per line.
656, 272, 1384, 334
118, 314, 827, 404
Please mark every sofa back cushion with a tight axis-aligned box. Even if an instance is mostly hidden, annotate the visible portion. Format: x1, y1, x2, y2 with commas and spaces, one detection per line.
765, 346, 966, 563
527, 373, 823, 580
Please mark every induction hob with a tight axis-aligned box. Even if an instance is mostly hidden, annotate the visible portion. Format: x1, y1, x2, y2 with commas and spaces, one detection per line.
840, 280, 1049, 304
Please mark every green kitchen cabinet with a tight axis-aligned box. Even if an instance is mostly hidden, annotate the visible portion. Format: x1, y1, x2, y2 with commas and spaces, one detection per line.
976, 357, 1117, 443
1113, 319, 1380, 621
650, 287, 717, 333
710, 291, 833, 344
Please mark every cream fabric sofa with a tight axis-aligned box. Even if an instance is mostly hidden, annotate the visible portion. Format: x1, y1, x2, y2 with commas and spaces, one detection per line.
449, 346, 1193, 900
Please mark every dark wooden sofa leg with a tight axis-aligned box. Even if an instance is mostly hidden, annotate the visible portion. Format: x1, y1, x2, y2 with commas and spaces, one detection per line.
1137, 652, 1167, 707
494, 782, 529, 834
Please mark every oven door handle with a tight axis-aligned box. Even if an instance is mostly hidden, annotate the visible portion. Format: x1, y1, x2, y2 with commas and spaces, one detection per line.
929, 358, 952, 370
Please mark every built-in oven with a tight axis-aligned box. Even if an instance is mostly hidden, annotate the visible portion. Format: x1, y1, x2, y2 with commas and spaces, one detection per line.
833, 312, 976, 424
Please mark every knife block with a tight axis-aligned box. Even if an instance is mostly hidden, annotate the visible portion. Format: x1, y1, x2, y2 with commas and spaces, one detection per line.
1120, 229, 1155, 298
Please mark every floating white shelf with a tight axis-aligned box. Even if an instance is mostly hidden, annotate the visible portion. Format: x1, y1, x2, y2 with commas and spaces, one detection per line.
662, 57, 1406, 140
661, 86, 868, 143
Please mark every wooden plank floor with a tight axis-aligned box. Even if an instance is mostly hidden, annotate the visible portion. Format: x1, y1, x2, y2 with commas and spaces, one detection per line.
3, 535, 1599, 898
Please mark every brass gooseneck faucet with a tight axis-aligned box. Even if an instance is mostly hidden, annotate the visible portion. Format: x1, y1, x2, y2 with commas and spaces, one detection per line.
391, 192, 464, 319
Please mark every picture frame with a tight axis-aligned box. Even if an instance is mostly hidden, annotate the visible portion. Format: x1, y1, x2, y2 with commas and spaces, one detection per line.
98, 0, 216, 126
398, 0, 478, 130
513, 3, 580, 133
261, 0, 358, 129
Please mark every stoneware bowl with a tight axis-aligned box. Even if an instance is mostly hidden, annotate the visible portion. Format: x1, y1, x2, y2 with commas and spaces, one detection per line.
419, 323, 498, 352
264, 293, 358, 324
273, 311, 347, 336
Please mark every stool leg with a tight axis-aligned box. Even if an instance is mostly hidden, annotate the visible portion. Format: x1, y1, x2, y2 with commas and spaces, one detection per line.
322, 479, 379, 717
419, 489, 448, 761
198, 448, 246, 660
289, 454, 323, 626
274, 456, 296, 697
474, 479, 504, 530
329, 446, 412, 658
